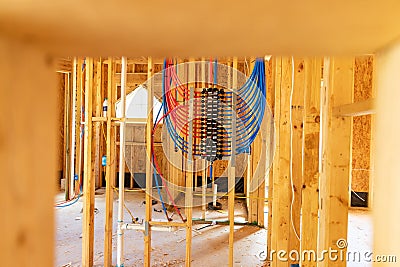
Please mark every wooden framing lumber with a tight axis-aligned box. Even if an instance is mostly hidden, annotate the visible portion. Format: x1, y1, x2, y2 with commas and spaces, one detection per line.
144, 57, 154, 267
166, 121, 175, 201
368, 59, 376, 209
300, 58, 322, 267
74, 58, 84, 195
271, 57, 292, 267
4, 2, 400, 56
228, 57, 238, 267
114, 73, 148, 85
251, 57, 271, 228
104, 58, 116, 267
249, 135, 259, 224
288, 58, 304, 264
184, 58, 195, 267
69, 58, 78, 199
93, 59, 103, 188
82, 57, 95, 267
257, 175, 266, 227
266, 57, 275, 258
258, 58, 275, 233
63, 71, 72, 200
318, 57, 353, 267
242, 56, 269, 227
56, 58, 73, 73
333, 98, 375, 117
247, 57, 257, 224
0, 37, 57, 267
103, 57, 165, 65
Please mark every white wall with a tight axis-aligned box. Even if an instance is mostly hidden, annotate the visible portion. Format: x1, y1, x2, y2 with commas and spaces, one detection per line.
374, 39, 400, 265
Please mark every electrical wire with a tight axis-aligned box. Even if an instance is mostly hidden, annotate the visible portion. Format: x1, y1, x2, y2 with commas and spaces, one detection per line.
55, 194, 82, 208
351, 190, 366, 202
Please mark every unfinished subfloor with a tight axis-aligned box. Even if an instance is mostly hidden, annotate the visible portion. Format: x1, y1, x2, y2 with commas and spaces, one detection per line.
55, 190, 372, 267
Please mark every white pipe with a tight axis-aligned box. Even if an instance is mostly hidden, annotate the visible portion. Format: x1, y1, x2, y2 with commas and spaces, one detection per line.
69, 57, 77, 200
117, 56, 127, 267
120, 224, 178, 232
213, 183, 218, 207
202, 161, 207, 219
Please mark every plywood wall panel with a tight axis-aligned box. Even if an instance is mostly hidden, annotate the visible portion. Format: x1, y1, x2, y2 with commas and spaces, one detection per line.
352, 56, 373, 192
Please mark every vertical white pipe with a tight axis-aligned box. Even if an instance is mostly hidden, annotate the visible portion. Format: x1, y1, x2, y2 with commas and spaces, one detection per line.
69, 57, 77, 200
202, 161, 207, 219
117, 56, 127, 267
213, 184, 218, 207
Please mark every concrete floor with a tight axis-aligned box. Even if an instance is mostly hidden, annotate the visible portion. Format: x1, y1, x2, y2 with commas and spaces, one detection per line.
55, 190, 372, 267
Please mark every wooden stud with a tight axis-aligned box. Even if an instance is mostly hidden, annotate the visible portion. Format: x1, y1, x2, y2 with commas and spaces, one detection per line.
266, 166, 274, 254
144, 57, 154, 267
270, 57, 292, 267
104, 58, 116, 267
374, 40, 400, 263
255, 58, 272, 228
368, 57, 376, 209
318, 57, 353, 267
77, 59, 85, 194
256, 179, 266, 227
168, 59, 184, 201
69, 58, 78, 199
266, 57, 275, 257
74, 58, 83, 195
288, 58, 305, 264
93, 59, 103, 188
166, 119, 175, 200
185, 58, 196, 267
245, 57, 268, 226
250, 133, 260, 223
228, 57, 238, 267
82, 57, 95, 267
0, 37, 57, 267
63, 71, 72, 200
262, 57, 274, 233
247, 57, 258, 224
300, 58, 322, 267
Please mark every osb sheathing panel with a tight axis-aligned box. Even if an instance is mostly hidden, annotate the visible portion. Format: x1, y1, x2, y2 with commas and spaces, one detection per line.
123, 125, 167, 175
352, 56, 373, 192
213, 160, 229, 178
